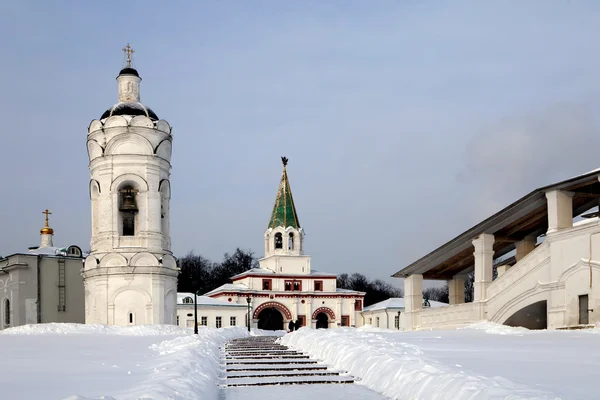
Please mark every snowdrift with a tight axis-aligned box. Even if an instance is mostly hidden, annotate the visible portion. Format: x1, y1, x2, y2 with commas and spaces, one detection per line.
280, 328, 560, 400
0, 324, 250, 400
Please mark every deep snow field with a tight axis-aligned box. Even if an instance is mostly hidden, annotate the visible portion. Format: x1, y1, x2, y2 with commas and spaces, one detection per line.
0, 322, 598, 400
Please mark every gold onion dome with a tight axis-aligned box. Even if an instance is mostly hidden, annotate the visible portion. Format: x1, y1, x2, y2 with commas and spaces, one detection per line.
40, 209, 54, 235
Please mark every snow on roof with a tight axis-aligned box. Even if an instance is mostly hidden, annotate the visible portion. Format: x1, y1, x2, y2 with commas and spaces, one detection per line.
230, 268, 336, 280
573, 216, 599, 227
203, 283, 249, 296
362, 297, 447, 312
336, 288, 363, 294
28, 247, 68, 256
176, 293, 246, 307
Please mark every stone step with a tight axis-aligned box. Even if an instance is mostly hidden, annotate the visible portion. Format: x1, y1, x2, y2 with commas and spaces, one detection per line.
227, 365, 329, 372
226, 359, 318, 365
227, 370, 342, 379
226, 355, 310, 360
225, 346, 289, 351
229, 347, 286, 350
226, 351, 304, 356
226, 375, 355, 387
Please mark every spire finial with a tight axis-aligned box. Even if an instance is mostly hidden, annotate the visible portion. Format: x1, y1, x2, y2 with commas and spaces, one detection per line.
281, 156, 288, 168
40, 209, 54, 235
42, 209, 52, 227
123, 43, 135, 68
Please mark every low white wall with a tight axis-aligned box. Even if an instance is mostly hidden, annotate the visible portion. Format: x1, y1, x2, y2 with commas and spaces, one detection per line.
176, 305, 248, 329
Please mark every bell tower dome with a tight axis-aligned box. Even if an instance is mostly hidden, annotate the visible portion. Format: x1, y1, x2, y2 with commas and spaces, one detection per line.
82, 45, 177, 326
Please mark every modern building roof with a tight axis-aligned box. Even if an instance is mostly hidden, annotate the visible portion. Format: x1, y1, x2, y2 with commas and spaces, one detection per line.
393, 168, 600, 280
362, 297, 447, 312
268, 157, 301, 230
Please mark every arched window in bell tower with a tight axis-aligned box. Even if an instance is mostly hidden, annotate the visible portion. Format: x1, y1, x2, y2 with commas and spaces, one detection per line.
274, 232, 283, 249
119, 186, 138, 236
288, 232, 294, 250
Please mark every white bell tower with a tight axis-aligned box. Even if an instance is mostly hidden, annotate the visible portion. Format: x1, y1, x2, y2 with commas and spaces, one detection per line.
83, 45, 178, 325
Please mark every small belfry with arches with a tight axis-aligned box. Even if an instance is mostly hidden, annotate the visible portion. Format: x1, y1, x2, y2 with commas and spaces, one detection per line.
206, 157, 366, 330
82, 44, 178, 326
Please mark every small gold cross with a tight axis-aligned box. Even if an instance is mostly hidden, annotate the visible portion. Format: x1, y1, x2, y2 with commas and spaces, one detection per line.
123, 43, 135, 67
42, 209, 52, 227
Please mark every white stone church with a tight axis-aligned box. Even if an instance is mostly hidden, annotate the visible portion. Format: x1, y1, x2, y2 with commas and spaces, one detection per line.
205, 158, 366, 330
82, 48, 178, 326
0, 212, 85, 329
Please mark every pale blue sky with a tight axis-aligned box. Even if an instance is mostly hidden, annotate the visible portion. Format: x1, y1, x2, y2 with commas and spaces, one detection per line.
1, 1, 600, 289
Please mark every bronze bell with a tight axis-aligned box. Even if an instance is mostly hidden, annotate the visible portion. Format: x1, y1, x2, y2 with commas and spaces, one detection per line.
119, 188, 138, 212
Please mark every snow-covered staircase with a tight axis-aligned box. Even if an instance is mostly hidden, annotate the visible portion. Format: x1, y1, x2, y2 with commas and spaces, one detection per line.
222, 336, 355, 387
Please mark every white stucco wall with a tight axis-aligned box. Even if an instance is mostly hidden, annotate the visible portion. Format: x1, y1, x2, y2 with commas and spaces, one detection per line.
402, 218, 600, 331
361, 308, 404, 329
176, 305, 248, 328
83, 72, 177, 326
0, 253, 85, 330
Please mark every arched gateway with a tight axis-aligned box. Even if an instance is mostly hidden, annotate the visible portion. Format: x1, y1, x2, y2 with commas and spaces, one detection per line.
312, 307, 335, 329
253, 301, 292, 331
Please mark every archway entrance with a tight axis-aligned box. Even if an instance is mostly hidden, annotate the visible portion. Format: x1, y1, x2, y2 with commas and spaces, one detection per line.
315, 312, 329, 329
257, 307, 284, 331
504, 300, 547, 330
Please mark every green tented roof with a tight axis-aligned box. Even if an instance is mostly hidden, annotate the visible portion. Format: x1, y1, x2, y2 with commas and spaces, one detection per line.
268, 161, 300, 229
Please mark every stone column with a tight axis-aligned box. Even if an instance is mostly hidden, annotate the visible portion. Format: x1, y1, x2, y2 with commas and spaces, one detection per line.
516, 236, 536, 261
403, 274, 423, 330
546, 190, 573, 234
496, 264, 511, 277
448, 277, 465, 305
473, 233, 494, 302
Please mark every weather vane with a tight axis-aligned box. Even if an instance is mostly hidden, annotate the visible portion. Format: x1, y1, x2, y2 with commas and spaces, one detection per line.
122, 43, 135, 68
281, 156, 288, 167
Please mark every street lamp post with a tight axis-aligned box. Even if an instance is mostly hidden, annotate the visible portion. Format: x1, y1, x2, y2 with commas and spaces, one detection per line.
194, 291, 198, 335
246, 296, 252, 333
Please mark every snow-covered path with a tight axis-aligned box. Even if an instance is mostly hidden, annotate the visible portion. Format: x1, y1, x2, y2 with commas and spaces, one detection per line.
225, 384, 387, 400
220, 336, 386, 399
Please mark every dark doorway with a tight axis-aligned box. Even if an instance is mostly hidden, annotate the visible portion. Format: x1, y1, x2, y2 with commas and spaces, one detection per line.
504, 300, 547, 330
316, 312, 329, 329
257, 308, 284, 331
579, 295, 589, 325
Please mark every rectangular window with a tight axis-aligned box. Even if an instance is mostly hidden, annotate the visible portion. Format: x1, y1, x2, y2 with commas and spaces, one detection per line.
354, 300, 362, 311
394, 315, 400, 329
298, 315, 306, 327
369, 318, 372, 325
58, 259, 66, 312
176, 315, 180, 326
123, 215, 135, 236
285, 280, 302, 291
201, 316, 207, 326
314, 280, 323, 291
216, 316, 222, 328
262, 279, 272, 290
230, 316, 236, 326
376, 317, 380, 327
341, 315, 349, 326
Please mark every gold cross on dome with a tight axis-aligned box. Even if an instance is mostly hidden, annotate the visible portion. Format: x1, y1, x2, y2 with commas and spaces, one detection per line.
122, 43, 135, 67
42, 209, 52, 226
